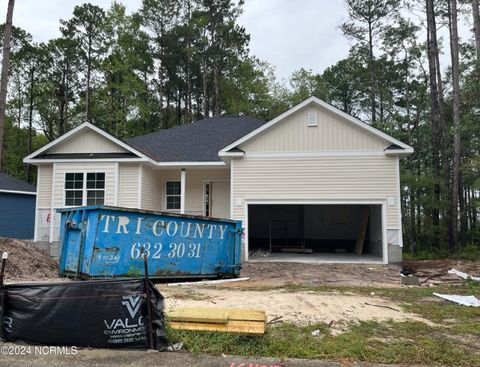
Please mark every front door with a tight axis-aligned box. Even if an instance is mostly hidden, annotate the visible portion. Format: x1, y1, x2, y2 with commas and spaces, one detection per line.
204, 181, 230, 219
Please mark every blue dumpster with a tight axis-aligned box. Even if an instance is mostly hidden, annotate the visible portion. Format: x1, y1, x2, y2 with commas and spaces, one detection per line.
58, 205, 242, 279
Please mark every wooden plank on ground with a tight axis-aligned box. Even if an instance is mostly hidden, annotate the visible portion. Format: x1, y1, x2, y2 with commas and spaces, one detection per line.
167, 277, 250, 287
166, 307, 266, 323
166, 307, 267, 335
354, 207, 370, 256
168, 320, 265, 335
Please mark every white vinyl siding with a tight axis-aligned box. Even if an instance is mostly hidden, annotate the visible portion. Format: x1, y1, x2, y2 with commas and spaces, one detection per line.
184, 169, 230, 216
241, 106, 389, 153
141, 165, 163, 211
231, 155, 399, 229
52, 162, 116, 208
158, 169, 230, 216
49, 129, 129, 154
118, 163, 140, 208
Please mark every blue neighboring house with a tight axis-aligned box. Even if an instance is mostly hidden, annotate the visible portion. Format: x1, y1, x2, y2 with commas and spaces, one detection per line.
0, 172, 36, 239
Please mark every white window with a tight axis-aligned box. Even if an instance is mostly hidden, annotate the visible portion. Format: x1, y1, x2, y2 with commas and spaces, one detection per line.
64, 172, 105, 207
166, 181, 181, 210
307, 111, 318, 127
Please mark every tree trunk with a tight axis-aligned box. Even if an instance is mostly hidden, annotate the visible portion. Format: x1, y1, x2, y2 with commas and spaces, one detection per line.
449, 0, 461, 250
213, 63, 220, 116
86, 36, 92, 123
202, 61, 208, 118
165, 93, 170, 129
368, 20, 376, 123
472, 0, 480, 59
186, 57, 192, 123
0, 0, 15, 170
426, 0, 442, 247
459, 173, 467, 245
26, 67, 35, 183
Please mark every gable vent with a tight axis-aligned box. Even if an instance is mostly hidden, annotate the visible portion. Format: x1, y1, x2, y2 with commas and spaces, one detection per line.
307, 111, 318, 127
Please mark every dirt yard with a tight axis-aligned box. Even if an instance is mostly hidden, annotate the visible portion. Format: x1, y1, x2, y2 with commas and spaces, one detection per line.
0, 237, 58, 280
237, 262, 402, 288
161, 286, 432, 335
158, 259, 480, 334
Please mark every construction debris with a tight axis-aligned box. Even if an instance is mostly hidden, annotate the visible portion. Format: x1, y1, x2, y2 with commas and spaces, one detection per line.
405, 259, 480, 286
401, 275, 420, 286
166, 307, 266, 335
167, 342, 184, 351
433, 293, 480, 307
167, 277, 250, 287
267, 315, 283, 325
448, 268, 480, 282
0, 237, 58, 280
364, 302, 400, 312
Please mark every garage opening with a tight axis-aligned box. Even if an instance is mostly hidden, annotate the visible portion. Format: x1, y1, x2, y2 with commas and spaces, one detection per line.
248, 204, 383, 263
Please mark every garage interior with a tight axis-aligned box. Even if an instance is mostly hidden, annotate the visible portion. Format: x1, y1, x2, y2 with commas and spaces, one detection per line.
248, 204, 383, 263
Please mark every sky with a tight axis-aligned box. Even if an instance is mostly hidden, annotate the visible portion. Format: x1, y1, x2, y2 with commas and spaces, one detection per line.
0, 0, 474, 81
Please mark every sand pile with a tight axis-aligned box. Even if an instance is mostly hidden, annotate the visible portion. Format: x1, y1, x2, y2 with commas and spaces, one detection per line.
0, 237, 58, 281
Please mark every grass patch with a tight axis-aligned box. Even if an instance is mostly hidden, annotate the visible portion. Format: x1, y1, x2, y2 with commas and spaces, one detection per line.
167, 320, 480, 366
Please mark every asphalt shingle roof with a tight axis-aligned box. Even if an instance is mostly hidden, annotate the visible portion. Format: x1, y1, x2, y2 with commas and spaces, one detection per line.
127, 116, 266, 162
0, 172, 36, 193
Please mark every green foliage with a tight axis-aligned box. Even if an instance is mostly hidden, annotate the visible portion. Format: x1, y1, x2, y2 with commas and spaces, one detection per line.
127, 265, 142, 278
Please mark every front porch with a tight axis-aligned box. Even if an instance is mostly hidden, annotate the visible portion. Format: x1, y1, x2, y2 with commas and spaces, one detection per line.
140, 165, 231, 219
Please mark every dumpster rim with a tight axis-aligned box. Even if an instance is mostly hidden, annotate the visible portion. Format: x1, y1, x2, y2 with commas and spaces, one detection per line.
56, 205, 242, 225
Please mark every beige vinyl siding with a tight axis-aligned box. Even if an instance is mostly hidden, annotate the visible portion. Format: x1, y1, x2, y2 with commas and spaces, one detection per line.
50, 129, 128, 154
241, 105, 388, 153
232, 155, 399, 228
141, 165, 163, 211
118, 163, 140, 208
52, 162, 116, 208
36, 164, 53, 208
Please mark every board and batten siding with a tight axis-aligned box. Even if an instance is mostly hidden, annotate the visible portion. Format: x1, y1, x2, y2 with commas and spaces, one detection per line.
240, 105, 388, 153
231, 155, 400, 229
49, 129, 128, 154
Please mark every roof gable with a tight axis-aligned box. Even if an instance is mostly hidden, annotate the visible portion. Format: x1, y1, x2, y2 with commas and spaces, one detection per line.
24, 123, 150, 163
49, 128, 129, 154
240, 104, 390, 153
220, 97, 414, 157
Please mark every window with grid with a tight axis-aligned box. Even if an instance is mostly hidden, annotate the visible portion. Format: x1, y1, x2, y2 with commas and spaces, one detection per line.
65, 173, 84, 206
86, 172, 105, 205
64, 172, 105, 206
166, 181, 181, 210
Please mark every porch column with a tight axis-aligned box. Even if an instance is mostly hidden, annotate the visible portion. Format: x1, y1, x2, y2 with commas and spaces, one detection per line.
180, 168, 186, 214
